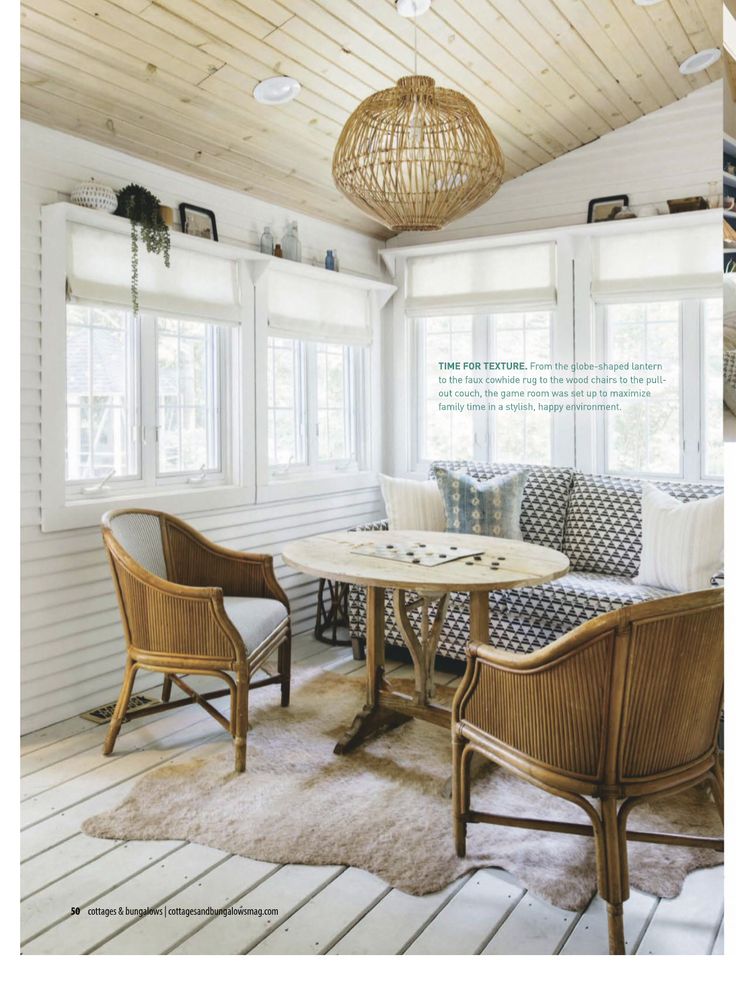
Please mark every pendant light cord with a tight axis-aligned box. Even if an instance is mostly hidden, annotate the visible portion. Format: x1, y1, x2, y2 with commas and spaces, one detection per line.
414, 15, 417, 76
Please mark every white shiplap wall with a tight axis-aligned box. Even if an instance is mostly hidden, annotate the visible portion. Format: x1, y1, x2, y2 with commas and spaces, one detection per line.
390, 82, 722, 247
21, 120, 387, 733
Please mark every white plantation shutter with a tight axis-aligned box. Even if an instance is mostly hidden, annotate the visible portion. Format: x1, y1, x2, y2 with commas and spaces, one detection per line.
267, 267, 372, 345
591, 224, 721, 300
405, 241, 557, 315
67, 223, 241, 322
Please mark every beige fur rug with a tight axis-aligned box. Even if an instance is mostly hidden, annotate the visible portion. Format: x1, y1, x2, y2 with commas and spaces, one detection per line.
83, 669, 722, 911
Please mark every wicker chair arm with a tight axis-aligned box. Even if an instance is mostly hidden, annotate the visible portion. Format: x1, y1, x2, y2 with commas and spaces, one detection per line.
163, 518, 289, 607
107, 551, 244, 664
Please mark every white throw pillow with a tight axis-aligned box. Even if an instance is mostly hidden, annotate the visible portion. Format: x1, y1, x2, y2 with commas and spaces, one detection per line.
379, 474, 446, 532
634, 483, 723, 593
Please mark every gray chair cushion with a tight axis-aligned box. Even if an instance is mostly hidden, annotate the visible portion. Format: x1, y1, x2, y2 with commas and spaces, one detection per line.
431, 461, 575, 550
563, 474, 723, 576
109, 512, 167, 579
222, 597, 288, 653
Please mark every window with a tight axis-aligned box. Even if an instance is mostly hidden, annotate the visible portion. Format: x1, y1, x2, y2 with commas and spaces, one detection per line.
66, 305, 138, 482
266, 336, 364, 474
65, 304, 228, 496
413, 311, 553, 468
598, 298, 722, 481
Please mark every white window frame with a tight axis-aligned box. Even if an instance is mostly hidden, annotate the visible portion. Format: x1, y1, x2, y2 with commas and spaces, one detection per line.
593, 296, 723, 483
408, 309, 562, 474
384, 213, 718, 485
64, 309, 231, 498
255, 272, 389, 503
41, 203, 259, 532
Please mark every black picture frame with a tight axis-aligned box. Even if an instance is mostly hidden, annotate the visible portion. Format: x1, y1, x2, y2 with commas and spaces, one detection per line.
179, 203, 218, 241
587, 194, 629, 223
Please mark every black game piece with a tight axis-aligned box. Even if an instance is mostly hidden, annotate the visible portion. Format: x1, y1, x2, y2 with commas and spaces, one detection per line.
412, 558, 420, 564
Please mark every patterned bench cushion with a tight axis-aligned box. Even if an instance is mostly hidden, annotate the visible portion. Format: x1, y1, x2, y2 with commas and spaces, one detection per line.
562, 474, 723, 577
430, 461, 575, 551
495, 571, 671, 634
348, 572, 671, 660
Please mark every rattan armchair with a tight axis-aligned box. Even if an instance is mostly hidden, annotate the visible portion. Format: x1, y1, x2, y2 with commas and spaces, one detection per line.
452, 588, 723, 955
101, 509, 291, 773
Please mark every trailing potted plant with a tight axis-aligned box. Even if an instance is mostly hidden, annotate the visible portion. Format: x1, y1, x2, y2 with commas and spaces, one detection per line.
114, 184, 171, 313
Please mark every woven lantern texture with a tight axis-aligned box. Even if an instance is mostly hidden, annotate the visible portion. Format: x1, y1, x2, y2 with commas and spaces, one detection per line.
332, 75, 505, 232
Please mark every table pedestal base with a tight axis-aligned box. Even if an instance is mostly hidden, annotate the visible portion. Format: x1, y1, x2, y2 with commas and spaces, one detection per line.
334, 586, 486, 754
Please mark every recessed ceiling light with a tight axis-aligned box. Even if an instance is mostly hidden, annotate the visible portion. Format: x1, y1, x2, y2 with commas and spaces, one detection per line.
253, 76, 301, 105
396, 0, 431, 17
679, 48, 721, 75
634, 1, 664, 7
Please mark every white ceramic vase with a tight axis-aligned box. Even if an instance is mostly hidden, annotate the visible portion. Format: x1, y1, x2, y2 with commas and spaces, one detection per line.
70, 179, 118, 213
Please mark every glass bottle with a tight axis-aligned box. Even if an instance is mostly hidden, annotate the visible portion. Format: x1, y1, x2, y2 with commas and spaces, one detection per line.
325, 250, 335, 271
282, 223, 296, 261
274, 243, 283, 258
260, 225, 274, 255
333, 250, 339, 272
291, 221, 302, 262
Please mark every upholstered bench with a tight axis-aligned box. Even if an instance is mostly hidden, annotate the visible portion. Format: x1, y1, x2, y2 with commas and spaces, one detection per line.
348, 462, 723, 661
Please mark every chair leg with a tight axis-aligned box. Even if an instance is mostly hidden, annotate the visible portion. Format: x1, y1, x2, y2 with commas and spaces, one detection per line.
103, 659, 138, 756
593, 797, 629, 955
711, 757, 724, 823
161, 674, 173, 703
233, 666, 249, 773
278, 637, 291, 708
452, 737, 473, 858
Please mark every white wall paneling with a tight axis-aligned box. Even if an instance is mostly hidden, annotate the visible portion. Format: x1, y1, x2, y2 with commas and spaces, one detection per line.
21, 120, 387, 733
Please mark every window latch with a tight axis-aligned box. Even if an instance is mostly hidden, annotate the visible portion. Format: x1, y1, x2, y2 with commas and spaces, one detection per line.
81, 468, 116, 496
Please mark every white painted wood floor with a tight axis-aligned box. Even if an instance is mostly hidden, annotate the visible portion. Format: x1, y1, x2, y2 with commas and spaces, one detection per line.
20, 633, 724, 956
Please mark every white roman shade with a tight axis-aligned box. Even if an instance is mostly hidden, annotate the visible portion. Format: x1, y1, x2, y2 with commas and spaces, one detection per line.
591, 224, 721, 301
267, 267, 372, 345
405, 241, 557, 315
67, 223, 242, 322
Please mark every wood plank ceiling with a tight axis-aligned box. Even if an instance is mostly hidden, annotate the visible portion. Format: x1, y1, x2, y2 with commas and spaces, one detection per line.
20, 0, 722, 239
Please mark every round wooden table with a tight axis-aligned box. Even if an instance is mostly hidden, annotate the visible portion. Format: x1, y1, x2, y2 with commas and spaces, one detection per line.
281, 529, 569, 755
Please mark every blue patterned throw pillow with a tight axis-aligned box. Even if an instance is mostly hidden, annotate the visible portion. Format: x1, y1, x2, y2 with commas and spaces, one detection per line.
433, 466, 528, 538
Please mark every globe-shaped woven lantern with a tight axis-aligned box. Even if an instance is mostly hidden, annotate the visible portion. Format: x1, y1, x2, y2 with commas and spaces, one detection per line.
332, 75, 504, 232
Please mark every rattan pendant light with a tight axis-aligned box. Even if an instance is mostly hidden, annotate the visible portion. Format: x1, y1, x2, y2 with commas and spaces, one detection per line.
332, 4, 504, 232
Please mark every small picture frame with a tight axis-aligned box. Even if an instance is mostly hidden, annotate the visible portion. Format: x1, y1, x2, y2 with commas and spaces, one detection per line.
179, 203, 218, 241
587, 195, 629, 223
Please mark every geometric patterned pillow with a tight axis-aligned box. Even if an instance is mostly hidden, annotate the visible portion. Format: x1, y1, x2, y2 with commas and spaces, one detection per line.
563, 473, 723, 576
430, 460, 575, 551
433, 466, 527, 537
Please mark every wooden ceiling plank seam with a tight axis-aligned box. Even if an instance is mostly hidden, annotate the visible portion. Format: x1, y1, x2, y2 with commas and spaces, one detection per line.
667, 0, 722, 84
19, 63, 342, 193
23, 33, 348, 179
693, 0, 722, 43
275, 13, 401, 92
479, 0, 626, 131
575, 0, 679, 110
182, 0, 377, 104
49, 0, 227, 73
20, 82, 350, 208
20, 99, 382, 236
270, 0, 410, 85
433, 0, 611, 142
382, 1, 587, 154
607, 0, 698, 101
515, 0, 641, 123
135, 0, 218, 46
335, 0, 557, 166
168, 0, 280, 40
21, 0, 226, 89
670, 0, 720, 50
548, 0, 662, 115
19, 27, 346, 161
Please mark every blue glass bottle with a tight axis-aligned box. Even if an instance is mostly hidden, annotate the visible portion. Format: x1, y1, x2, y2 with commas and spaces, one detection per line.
325, 249, 335, 270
